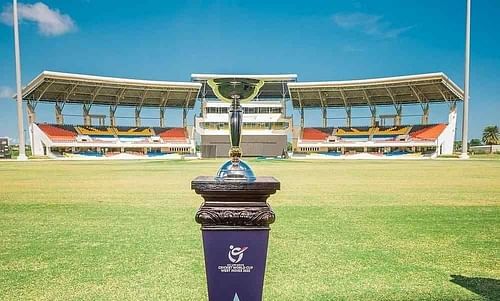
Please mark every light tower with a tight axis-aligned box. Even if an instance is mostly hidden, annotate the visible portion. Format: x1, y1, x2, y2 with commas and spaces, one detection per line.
460, 0, 471, 159
12, 0, 27, 160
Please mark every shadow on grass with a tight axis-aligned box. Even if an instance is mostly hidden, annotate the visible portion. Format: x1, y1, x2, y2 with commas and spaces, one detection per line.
450, 275, 500, 300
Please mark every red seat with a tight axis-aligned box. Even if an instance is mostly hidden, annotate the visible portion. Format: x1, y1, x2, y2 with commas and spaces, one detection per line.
156, 128, 188, 141
302, 128, 330, 141
410, 124, 446, 140
38, 124, 77, 141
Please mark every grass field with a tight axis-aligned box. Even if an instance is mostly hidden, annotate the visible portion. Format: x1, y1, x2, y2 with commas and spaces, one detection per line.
0, 159, 499, 300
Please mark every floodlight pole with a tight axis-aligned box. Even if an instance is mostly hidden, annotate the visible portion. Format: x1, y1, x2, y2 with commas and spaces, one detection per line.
12, 0, 27, 160
461, 0, 471, 159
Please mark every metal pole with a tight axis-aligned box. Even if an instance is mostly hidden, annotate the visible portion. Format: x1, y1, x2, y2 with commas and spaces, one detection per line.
461, 0, 471, 159
12, 0, 27, 160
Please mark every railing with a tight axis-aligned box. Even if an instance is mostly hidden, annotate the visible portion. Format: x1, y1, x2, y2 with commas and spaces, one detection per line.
198, 122, 290, 131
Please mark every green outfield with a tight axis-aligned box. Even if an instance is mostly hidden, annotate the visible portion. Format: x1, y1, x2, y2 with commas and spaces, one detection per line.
0, 159, 499, 300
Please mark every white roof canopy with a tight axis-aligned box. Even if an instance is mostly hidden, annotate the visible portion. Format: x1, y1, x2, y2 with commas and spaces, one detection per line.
21, 71, 201, 108
288, 73, 464, 108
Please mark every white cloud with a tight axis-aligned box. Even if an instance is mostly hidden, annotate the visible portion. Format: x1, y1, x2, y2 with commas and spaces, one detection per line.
332, 12, 412, 39
0, 2, 75, 36
0, 86, 15, 98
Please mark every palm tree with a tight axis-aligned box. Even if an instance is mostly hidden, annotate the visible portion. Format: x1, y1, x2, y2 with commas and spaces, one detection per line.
482, 125, 499, 153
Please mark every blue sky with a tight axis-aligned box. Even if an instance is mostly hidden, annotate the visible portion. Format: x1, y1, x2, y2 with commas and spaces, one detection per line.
0, 0, 498, 142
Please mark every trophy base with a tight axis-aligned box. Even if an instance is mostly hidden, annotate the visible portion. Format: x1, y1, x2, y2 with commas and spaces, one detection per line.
216, 159, 256, 182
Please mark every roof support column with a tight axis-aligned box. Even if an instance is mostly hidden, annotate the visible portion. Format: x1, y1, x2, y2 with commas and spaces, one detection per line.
322, 107, 328, 128
26, 101, 36, 154
346, 106, 352, 127
27, 101, 36, 125
409, 85, 430, 125
54, 83, 76, 125
370, 107, 377, 127
135, 107, 142, 127
449, 101, 457, 113
109, 105, 117, 127
83, 104, 91, 126
135, 90, 148, 127
395, 106, 402, 126
339, 89, 352, 127
421, 103, 430, 125
84, 86, 101, 126
300, 107, 304, 128
363, 90, 377, 127
159, 107, 165, 127
159, 90, 170, 127
111, 88, 125, 127
182, 91, 192, 128
183, 108, 188, 128
386, 86, 402, 126
55, 103, 64, 125
318, 91, 327, 128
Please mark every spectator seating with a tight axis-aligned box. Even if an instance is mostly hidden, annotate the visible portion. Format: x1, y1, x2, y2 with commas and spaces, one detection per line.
114, 126, 154, 137
301, 128, 334, 141
336, 127, 372, 138
153, 127, 189, 141
301, 124, 446, 142
37, 124, 190, 143
37, 124, 77, 141
76, 126, 115, 137
409, 124, 446, 140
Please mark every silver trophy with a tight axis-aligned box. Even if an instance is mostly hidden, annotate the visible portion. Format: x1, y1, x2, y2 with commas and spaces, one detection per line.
207, 78, 264, 182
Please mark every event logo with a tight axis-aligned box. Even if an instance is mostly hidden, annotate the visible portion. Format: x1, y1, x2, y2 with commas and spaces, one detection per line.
228, 245, 248, 264
218, 245, 253, 273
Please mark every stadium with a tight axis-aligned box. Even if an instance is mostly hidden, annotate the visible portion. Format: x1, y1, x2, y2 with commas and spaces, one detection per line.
22, 71, 463, 160
1, 1, 499, 301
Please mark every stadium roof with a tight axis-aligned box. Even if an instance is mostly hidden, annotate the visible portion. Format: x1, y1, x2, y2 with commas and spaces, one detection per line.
21, 71, 202, 108
288, 73, 464, 108
191, 73, 297, 99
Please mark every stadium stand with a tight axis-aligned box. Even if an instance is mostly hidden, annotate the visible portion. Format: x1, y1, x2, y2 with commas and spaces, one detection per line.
372, 126, 411, 137
336, 127, 372, 138
409, 124, 447, 140
301, 124, 444, 142
302, 128, 334, 141
33, 123, 195, 157
295, 123, 450, 157
76, 126, 115, 137
37, 124, 77, 141
38, 124, 189, 141
114, 127, 154, 137
153, 127, 189, 141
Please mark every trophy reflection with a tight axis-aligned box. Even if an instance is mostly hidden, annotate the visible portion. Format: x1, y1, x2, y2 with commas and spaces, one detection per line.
207, 78, 264, 182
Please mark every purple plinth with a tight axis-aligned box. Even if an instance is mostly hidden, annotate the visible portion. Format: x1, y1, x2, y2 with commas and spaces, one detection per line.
192, 176, 279, 301
202, 230, 269, 301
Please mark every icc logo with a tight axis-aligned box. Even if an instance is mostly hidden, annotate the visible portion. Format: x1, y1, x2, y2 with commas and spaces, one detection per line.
228, 245, 248, 264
